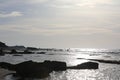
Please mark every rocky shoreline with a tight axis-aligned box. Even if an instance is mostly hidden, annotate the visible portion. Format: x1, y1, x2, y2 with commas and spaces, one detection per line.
0, 60, 98, 79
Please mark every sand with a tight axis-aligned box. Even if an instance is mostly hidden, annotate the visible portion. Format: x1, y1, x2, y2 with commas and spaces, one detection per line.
0, 68, 15, 80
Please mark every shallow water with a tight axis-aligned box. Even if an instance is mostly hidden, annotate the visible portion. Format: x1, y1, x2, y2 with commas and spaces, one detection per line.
1, 49, 120, 80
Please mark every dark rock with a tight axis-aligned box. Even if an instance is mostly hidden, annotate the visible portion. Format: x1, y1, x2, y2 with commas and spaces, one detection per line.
8, 46, 26, 51
44, 61, 67, 71
10, 49, 17, 54
13, 54, 23, 56
0, 60, 98, 79
0, 62, 15, 71
0, 42, 7, 47
68, 62, 98, 69
0, 60, 67, 78
0, 48, 5, 56
15, 61, 51, 78
37, 52, 46, 54
23, 49, 33, 54
27, 47, 39, 50
51, 61, 67, 71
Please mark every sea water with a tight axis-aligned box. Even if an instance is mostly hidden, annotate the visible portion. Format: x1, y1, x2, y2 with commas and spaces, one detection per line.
0, 48, 120, 80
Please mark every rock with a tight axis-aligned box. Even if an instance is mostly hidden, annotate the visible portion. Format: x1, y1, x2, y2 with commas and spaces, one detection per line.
51, 61, 67, 71
44, 61, 67, 71
0, 61, 98, 79
37, 52, 46, 54
23, 49, 33, 54
13, 54, 23, 56
0, 62, 15, 71
9, 46, 26, 51
10, 49, 17, 54
27, 47, 39, 50
0, 42, 7, 48
0, 60, 67, 78
15, 61, 51, 78
68, 62, 98, 69
0, 48, 5, 56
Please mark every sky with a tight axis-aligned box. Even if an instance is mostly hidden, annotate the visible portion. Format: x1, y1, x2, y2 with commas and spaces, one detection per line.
0, 0, 120, 48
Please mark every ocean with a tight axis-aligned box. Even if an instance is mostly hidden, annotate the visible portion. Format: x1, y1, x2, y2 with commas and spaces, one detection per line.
0, 48, 120, 80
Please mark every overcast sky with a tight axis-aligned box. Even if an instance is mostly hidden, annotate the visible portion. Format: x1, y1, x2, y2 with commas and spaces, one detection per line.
0, 0, 120, 48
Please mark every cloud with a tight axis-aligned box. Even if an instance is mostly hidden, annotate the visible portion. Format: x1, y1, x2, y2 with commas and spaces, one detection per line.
47, 0, 113, 8
0, 11, 23, 18
25, 0, 49, 4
